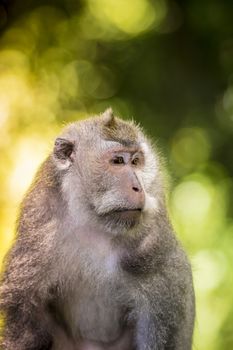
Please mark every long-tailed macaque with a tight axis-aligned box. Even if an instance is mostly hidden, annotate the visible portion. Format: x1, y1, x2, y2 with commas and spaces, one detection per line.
0, 109, 195, 350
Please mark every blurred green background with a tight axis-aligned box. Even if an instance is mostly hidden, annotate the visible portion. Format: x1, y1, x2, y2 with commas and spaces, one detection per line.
0, 0, 232, 349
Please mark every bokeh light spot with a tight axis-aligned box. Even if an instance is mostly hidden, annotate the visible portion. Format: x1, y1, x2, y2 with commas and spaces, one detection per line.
171, 127, 211, 173
170, 172, 228, 247
8, 138, 50, 203
193, 250, 227, 292
87, 0, 167, 36
172, 178, 212, 223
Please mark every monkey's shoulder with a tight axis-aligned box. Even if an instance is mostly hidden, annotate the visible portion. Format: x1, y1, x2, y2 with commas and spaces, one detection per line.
120, 233, 191, 278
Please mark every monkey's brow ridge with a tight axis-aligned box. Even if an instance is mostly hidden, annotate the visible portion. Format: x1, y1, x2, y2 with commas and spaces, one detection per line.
105, 138, 138, 148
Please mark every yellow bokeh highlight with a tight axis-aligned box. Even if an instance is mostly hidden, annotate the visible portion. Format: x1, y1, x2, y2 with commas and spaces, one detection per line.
194, 250, 226, 292
171, 127, 211, 174
173, 180, 212, 223
193, 250, 228, 350
8, 138, 50, 203
87, 0, 167, 37
170, 172, 227, 247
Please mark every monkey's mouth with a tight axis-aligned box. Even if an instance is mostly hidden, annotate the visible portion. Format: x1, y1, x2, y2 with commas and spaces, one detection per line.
114, 208, 142, 213
99, 207, 143, 228
109, 208, 142, 222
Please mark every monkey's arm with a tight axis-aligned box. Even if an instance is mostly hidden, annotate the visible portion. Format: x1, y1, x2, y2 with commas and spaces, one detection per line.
0, 256, 54, 349
134, 251, 195, 350
0, 301, 53, 350
0, 159, 67, 349
0, 223, 57, 350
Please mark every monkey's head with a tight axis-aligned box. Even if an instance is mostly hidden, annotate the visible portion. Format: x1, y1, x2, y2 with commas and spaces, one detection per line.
53, 109, 164, 235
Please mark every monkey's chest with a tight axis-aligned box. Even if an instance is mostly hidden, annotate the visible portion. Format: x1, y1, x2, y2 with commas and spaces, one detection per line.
59, 231, 131, 344
63, 278, 126, 343
60, 240, 128, 344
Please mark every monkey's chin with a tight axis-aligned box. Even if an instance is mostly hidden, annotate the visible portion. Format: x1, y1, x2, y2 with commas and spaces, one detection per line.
114, 209, 142, 220
104, 209, 142, 230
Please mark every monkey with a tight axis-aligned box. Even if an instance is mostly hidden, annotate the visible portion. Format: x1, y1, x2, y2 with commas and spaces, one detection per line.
0, 108, 195, 350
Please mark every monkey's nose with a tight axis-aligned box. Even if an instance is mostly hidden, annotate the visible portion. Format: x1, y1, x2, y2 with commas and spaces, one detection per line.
132, 186, 140, 192
131, 173, 143, 193
131, 185, 145, 210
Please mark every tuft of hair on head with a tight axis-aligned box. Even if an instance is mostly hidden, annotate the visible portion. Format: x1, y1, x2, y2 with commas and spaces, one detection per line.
102, 107, 116, 128
101, 108, 139, 146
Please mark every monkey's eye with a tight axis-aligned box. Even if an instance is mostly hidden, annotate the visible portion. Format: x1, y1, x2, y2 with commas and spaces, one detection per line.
132, 157, 139, 166
111, 156, 125, 165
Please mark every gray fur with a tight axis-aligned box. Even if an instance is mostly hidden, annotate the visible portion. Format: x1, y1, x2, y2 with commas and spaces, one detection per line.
0, 110, 195, 350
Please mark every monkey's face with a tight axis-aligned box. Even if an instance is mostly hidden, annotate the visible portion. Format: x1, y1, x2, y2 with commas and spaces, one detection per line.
54, 110, 162, 234
87, 144, 146, 230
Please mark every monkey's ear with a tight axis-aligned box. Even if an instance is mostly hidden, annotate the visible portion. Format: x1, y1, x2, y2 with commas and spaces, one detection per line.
102, 108, 116, 128
53, 137, 75, 168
